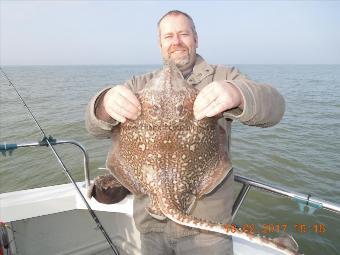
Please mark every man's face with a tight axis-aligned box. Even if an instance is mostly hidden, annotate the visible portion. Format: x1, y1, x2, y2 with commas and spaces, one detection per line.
158, 14, 198, 71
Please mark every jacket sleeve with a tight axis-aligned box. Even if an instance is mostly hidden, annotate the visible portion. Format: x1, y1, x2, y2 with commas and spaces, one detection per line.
222, 67, 285, 127
85, 87, 117, 138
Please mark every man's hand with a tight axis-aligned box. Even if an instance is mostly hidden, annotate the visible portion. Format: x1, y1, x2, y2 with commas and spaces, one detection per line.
193, 81, 244, 120
103, 85, 141, 123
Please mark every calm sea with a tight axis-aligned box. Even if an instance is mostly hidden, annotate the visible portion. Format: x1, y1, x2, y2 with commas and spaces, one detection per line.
0, 65, 339, 254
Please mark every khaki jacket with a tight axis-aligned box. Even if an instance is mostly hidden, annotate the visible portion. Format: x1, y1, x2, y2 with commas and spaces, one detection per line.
85, 54, 285, 238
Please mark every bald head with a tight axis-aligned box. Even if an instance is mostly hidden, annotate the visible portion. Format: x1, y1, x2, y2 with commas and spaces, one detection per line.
157, 10, 197, 38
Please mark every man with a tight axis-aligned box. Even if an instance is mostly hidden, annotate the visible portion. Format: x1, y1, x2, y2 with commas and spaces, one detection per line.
86, 10, 285, 255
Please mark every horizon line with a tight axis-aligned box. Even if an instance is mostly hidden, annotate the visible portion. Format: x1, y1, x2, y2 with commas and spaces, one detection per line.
2, 63, 340, 67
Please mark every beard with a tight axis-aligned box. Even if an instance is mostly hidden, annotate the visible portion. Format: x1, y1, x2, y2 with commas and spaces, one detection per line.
172, 53, 190, 68
167, 45, 191, 68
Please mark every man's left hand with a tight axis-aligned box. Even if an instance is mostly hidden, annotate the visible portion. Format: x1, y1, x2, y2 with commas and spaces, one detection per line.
193, 81, 244, 120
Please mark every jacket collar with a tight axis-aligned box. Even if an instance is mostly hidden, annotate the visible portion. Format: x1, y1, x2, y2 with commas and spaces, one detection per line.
186, 54, 214, 85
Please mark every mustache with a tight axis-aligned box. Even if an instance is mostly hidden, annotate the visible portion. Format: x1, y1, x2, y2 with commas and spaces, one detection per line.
168, 45, 188, 54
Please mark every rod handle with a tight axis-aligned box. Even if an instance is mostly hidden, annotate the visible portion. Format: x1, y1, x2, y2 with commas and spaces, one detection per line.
0, 143, 18, 151
0, 143, 17, 156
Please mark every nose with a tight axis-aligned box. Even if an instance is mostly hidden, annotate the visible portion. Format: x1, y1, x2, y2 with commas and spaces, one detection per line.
171, 34, 181, 45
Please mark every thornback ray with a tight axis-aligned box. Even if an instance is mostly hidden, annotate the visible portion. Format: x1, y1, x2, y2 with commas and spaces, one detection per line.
107, 61, 302, 255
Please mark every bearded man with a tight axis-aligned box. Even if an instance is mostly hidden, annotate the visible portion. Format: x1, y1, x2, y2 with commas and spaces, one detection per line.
86, 10, 285, 255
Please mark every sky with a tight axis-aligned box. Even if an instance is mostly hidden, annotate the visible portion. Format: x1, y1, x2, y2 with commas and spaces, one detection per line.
1, 1, 339, 65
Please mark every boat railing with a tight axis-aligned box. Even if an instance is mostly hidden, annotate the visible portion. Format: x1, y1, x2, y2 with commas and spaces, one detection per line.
1, 138, 339, 219
232, 175, 340, 220
0, 136, 91, 189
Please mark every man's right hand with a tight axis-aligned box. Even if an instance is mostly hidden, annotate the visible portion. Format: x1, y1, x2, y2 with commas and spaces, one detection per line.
103, 85, 141, 123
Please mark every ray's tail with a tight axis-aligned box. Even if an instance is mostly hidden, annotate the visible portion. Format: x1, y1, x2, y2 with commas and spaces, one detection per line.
158, 200, 301, 255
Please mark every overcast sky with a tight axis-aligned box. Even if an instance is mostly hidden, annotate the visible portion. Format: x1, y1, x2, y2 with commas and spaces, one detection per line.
1, 1, 339, 65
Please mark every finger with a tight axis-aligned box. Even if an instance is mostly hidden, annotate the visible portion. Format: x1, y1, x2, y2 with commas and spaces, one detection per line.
193, 83, 221, 113
194, 91, 217, 116
104, 87, 138, 121
118, 86, 141, 110
108, 103, 139, 120
106, 108, 126, 123
193, 84, 214, 112
194, 91, 220, 120
113, 94, 141, 119
196, 90, 232, 120
194, 97, 215, 120
195, 99, 217, 120
205, 100, 226, 117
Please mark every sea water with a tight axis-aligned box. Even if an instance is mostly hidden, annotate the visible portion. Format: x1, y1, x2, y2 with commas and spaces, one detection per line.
1, 64, 339, 254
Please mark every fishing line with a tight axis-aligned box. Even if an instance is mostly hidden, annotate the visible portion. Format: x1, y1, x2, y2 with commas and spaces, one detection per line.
0, 67, 119, 255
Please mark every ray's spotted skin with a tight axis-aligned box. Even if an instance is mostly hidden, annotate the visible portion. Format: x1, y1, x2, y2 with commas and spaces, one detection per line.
107, 61, 302, 255
108, 61, 229, 209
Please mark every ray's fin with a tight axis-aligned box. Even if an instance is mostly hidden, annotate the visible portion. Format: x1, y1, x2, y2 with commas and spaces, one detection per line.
184, 193, 197, 214
146, 206, 167, 220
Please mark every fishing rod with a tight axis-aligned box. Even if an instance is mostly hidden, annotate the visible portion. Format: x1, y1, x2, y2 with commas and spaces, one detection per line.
0, 67, 120, 255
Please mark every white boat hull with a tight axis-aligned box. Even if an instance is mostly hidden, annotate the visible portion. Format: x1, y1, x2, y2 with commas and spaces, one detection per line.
0, 182, 297, 255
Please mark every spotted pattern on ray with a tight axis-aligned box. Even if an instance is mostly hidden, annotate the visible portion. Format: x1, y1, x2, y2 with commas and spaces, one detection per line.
108, 61, 228, 214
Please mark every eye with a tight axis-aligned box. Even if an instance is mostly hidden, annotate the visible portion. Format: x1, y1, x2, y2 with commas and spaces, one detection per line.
153, 104, 160, 113
176, 104, 184, 116
150, 104, 161, 117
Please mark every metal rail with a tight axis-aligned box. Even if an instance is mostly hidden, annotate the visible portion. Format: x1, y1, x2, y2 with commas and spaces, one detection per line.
0, 138, 91, 188
232, 174, 340, 220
